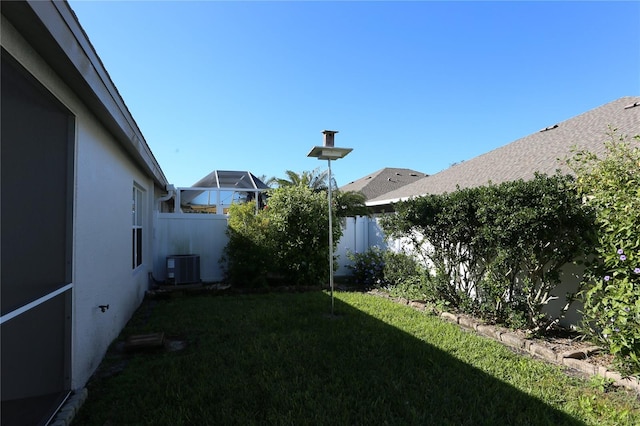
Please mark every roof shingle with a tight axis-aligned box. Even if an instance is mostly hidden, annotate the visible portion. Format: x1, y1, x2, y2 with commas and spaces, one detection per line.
340, 167, 427, 201
367, 96, 640, 206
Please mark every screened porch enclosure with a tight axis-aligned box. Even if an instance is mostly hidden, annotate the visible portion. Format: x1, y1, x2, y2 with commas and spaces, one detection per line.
1, 49, 73, 426
168, 170, 269, 214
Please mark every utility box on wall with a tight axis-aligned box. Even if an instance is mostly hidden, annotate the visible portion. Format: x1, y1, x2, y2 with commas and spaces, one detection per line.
166, 254, 201, 285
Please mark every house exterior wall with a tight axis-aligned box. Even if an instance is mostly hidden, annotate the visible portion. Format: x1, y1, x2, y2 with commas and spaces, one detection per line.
2, 15, 158, 390
73, 119, 155, 388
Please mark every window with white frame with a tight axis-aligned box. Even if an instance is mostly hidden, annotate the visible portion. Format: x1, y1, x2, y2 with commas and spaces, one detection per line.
132, 185, 144, 269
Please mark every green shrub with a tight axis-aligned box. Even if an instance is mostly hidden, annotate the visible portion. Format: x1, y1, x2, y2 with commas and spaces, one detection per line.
381, 173, 594, 332
346, 247, 386, 288
266, 185, 341, 286
383, 250, 431, 301
476, 174, 596, 331
381, 188, 485, 308
383, 250, 424, 287
221, 202, 271, 287
568, 131, 640, 375
347, 247, 434, 300
222, 185, 342, 288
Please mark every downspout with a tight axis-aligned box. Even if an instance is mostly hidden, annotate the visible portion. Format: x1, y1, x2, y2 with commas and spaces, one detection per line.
157, 184, 176, 212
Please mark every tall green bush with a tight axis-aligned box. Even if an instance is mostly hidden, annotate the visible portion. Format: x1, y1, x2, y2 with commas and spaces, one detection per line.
222, 185, 342, 287
568, 132, 640, 375
381, 188, 486, 309
266, 185, 342, 286
221, 202, 271, 287
476, 174, 596, 331
381, 173, 595, 331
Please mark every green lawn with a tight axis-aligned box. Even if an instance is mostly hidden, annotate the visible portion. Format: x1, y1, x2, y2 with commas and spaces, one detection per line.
75, 291, 640, 425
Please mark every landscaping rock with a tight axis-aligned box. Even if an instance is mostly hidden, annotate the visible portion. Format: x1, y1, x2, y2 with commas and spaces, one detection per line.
560, 346, 601, 360
476, 324, 502, 340
563, 358, 597, 376
500, 333, 525, 349
409, 300, 426, 310
458, 315, 478, 330
440, 312, 459, 324
529, 343, 558, 363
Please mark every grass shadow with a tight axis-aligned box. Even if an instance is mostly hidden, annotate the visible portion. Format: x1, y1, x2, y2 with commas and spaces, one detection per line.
76, 291, 592, 425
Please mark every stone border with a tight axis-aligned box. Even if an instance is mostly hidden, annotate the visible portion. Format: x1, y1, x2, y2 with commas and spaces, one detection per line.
49, 388, 88, 426
368, 290, 640, 395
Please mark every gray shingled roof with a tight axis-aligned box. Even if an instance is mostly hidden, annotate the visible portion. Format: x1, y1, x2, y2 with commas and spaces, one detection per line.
340, 167, 427, 201
367, 96, 640, 207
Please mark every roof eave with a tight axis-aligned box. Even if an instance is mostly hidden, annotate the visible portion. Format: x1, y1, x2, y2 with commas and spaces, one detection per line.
2, 0, 168, 187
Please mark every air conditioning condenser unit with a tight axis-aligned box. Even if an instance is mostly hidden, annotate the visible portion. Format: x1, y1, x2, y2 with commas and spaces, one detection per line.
166, 254, 200, 285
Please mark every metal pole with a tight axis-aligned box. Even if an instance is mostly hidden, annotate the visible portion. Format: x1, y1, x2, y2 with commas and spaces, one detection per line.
327, 158, 334, 315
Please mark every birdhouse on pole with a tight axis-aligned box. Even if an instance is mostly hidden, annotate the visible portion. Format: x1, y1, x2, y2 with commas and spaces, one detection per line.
322, 130, 338, 148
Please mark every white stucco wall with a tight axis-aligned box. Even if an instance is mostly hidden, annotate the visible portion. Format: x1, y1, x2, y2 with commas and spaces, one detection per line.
2, 17, 157, 390
73, 119, 155, 388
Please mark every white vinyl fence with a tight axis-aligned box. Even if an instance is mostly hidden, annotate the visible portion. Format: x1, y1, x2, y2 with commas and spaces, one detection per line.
153, 213, 229, 283
335, 215, 388, 276
152, 212, 583, 327
152, 213, 385, 283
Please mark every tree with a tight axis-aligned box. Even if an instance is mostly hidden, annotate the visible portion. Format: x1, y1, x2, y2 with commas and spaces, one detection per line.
266, 185, 341, 286
334, 190, 369, 218
270, 168, 369, 218
268, 167, 334, 191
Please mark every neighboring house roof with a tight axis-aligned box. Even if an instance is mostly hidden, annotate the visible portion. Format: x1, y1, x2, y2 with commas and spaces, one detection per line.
1, 0, 168, 188
340, 167, 427, 201
368, 96, 640, 207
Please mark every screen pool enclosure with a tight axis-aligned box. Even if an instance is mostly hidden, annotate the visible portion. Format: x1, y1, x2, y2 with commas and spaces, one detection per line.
171, 170, 269, 214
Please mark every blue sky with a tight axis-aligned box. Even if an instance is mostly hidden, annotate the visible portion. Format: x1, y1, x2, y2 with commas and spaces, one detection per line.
68, 1, 640, 188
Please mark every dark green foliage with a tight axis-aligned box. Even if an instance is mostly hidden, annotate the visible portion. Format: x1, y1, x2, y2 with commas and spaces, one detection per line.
383, 250, 431, 301
477, 174, 597, 330
268, 167, 332, 191
334, 190, 370, 218
381, 173, 596, 331
267, 185, 342, 286
221, 185, 342, 287
221, 202, 271, 287
346, 248, 430, 298
346, 247, 386, 288
269, 168, 369, 218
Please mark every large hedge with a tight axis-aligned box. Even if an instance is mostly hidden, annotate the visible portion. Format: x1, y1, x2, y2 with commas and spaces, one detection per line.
380, 173, 596, 331
221, 185, 342, 287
